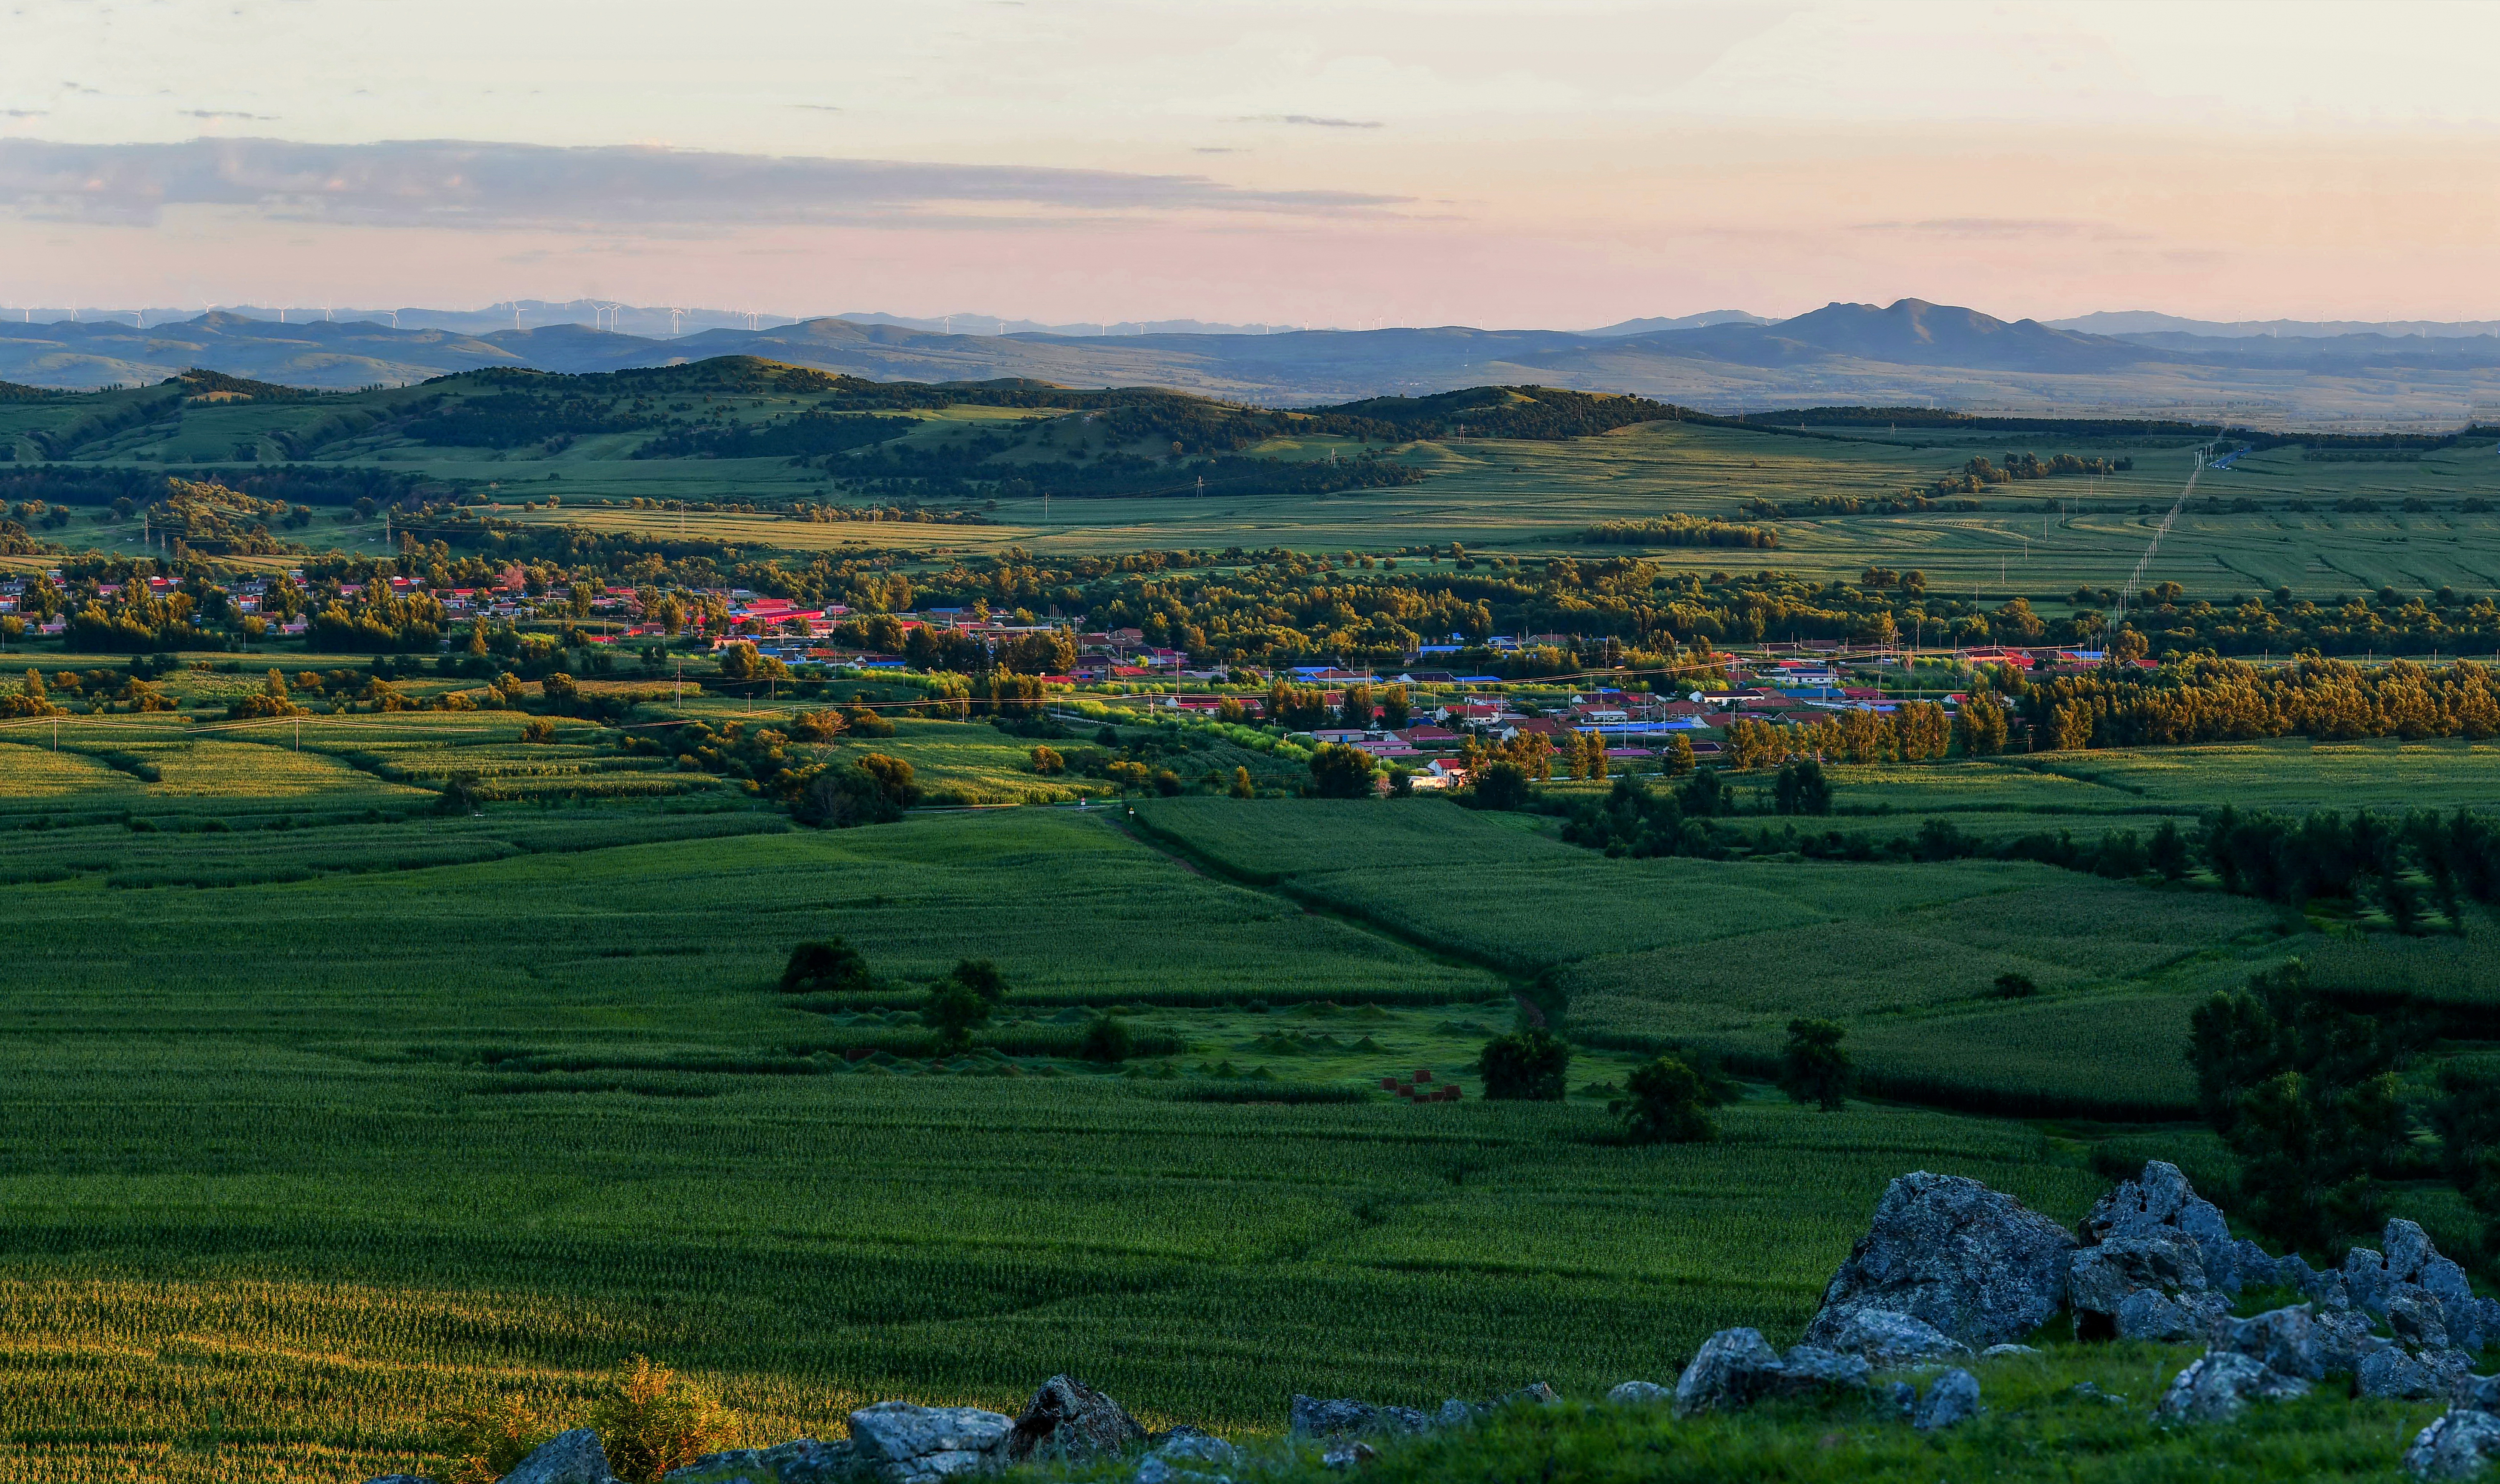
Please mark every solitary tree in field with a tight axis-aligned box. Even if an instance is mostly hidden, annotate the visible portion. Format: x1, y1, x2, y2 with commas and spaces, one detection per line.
1479, 1028, 1570, 1101
1620, 1056, 1715, 1143
1780, 1018, 1852, 1111
1309, 742, 1379, 798
1665, 734, 1697, 777
780, 938, 871, 995
925, 959, 1009, 1052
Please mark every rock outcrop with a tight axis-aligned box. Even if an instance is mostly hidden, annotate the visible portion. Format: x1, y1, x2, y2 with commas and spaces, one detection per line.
1673, 1328, 1869, 1417
663, 1439, 857, 1484
2155, 1353, 2310, 1423
1806, 1172, 2077, 1350
501, 1431, 618, 1484
2069, 1235, 2231, 1341
1606, 1381, 1671, 1406
2409, 1410, 2500, 1480
2081, 1162, 2241, 1290
1004, 1375, 1146, 1464
845, 1402, 1014, 1484
1288, 1395, 1428, 1438
2348, 1221, 2487, 1353
1912, 1369, 1982, 1431
1822, 1308, 1972, 1365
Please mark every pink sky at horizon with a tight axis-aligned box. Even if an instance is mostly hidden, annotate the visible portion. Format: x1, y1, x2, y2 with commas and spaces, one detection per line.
6, 0, 2500, 328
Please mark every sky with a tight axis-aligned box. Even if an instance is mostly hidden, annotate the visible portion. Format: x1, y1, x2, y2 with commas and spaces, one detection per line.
5, 0, 2500, 328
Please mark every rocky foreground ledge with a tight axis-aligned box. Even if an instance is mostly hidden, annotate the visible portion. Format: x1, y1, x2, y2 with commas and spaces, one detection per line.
365, 1164, 2500, 1484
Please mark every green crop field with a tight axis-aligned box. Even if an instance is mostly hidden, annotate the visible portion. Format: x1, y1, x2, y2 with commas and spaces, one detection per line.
11, 364, 2500, 1481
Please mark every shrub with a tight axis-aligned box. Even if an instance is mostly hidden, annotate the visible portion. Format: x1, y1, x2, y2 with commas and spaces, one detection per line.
1478, 1029, 1570, 1101
1308, 742, 1379, 798
1992, 971, 2037, 999
1620, 1056, 1715, 1144
438, 1395, 553, 1484
779, 938, 870, 994
1779, 1018, 1852, 1111
1081, 1013, 1135, 1064
587, 1355, 734, 1484
519, 717, 556, 744
1030, 745, 1065, 775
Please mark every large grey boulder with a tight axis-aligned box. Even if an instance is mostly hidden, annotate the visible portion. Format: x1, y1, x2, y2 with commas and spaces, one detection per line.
2457, 1375, 2500, 1414
1288, 1396, 1427, 1438
1004, 1375, 1146, 1464
663, 1439, 857, 1484
2209, 1305, 2324, 1381
2344, 1223, 2482, 1350
2071, 1234, 2230, 1342
2410, 1410, 2500, 1480
2155, 1353, 2310, 1423
2314, 1308, 2397, 1375
1806, 1172, 2077, 1350
1913, 1370, 1981, 1431
501, 1431, 617, 1484
1673, 1328, 1868, 1416
1823, 1308, 1972, 1365
2360, 1349, 2480, 1399
846, 1403, 1014, 1484
2082, 1162, 2240, 1290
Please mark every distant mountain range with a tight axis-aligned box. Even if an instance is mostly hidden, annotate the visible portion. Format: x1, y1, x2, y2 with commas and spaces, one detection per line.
8, 298, 2500, 423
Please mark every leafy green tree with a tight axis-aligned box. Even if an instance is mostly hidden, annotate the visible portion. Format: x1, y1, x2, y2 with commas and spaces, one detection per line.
1620, 1056, 1715, 1143
1081, 1013, 1135, 1064
1665, 734, 1697, 777
1478, 1028, 1570, 1101
1469, 760, 1533, 811
1779, 1018, 1851, 1111
1772, 759, 1831, 816
1308, 742, 1379, 798
1957, 697, 2009, 756
1379, 686, 1412, 729
1229, 766, 1256, 799
1678, 766, 1732, 818
780, 938, 871, 994
925, 979, 994, 1052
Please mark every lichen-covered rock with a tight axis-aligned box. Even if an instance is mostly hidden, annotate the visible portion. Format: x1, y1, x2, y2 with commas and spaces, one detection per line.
1319, 1441, 1375, 1472
1806, 1172, 2077, 1350
846, 1403, 1014, 1484
2457, 1375, 2500, 1414
1151, 1429, 1237, 1467
2081, 1162, 2239, 1289
1135, 1457, 1230, 1484
2155, 1353, 2309, 1423
1674, 1329, 1785, 1416
2315, 1306, 2398, 1375
663, 1439, 856, 1484
1824, 1308, 1972, 1365
2366, 1349, 2456, 1402
1005, 1375, 1146, 1464
1605, 1381, 1671, 1406
2396, 1294, 2459, 1352
2386, 1222, 2485, 1352
2409, 1409, 2500, 1480
1981, 1344, 2041, 1360
1913, 1370, 1981, 1431
2111, 1287, 2233, 1344
1288, 1397, 1426, 1438
2070, 1230, 2236, 1343
1671, 1330, 1867, 1416
500, 1430, 617, 1484
2209, 1305, 2324, 1381
1776, 1345, 1872, 1394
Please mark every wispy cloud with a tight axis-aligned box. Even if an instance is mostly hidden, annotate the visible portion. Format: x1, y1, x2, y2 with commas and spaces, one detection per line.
0, 110, 46, 119
179, 109, 281, 121
1242, 114, 1385, 130
0, 137, 1406, 229
787, 104, 844, 113
1850, 218, 2152, 242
